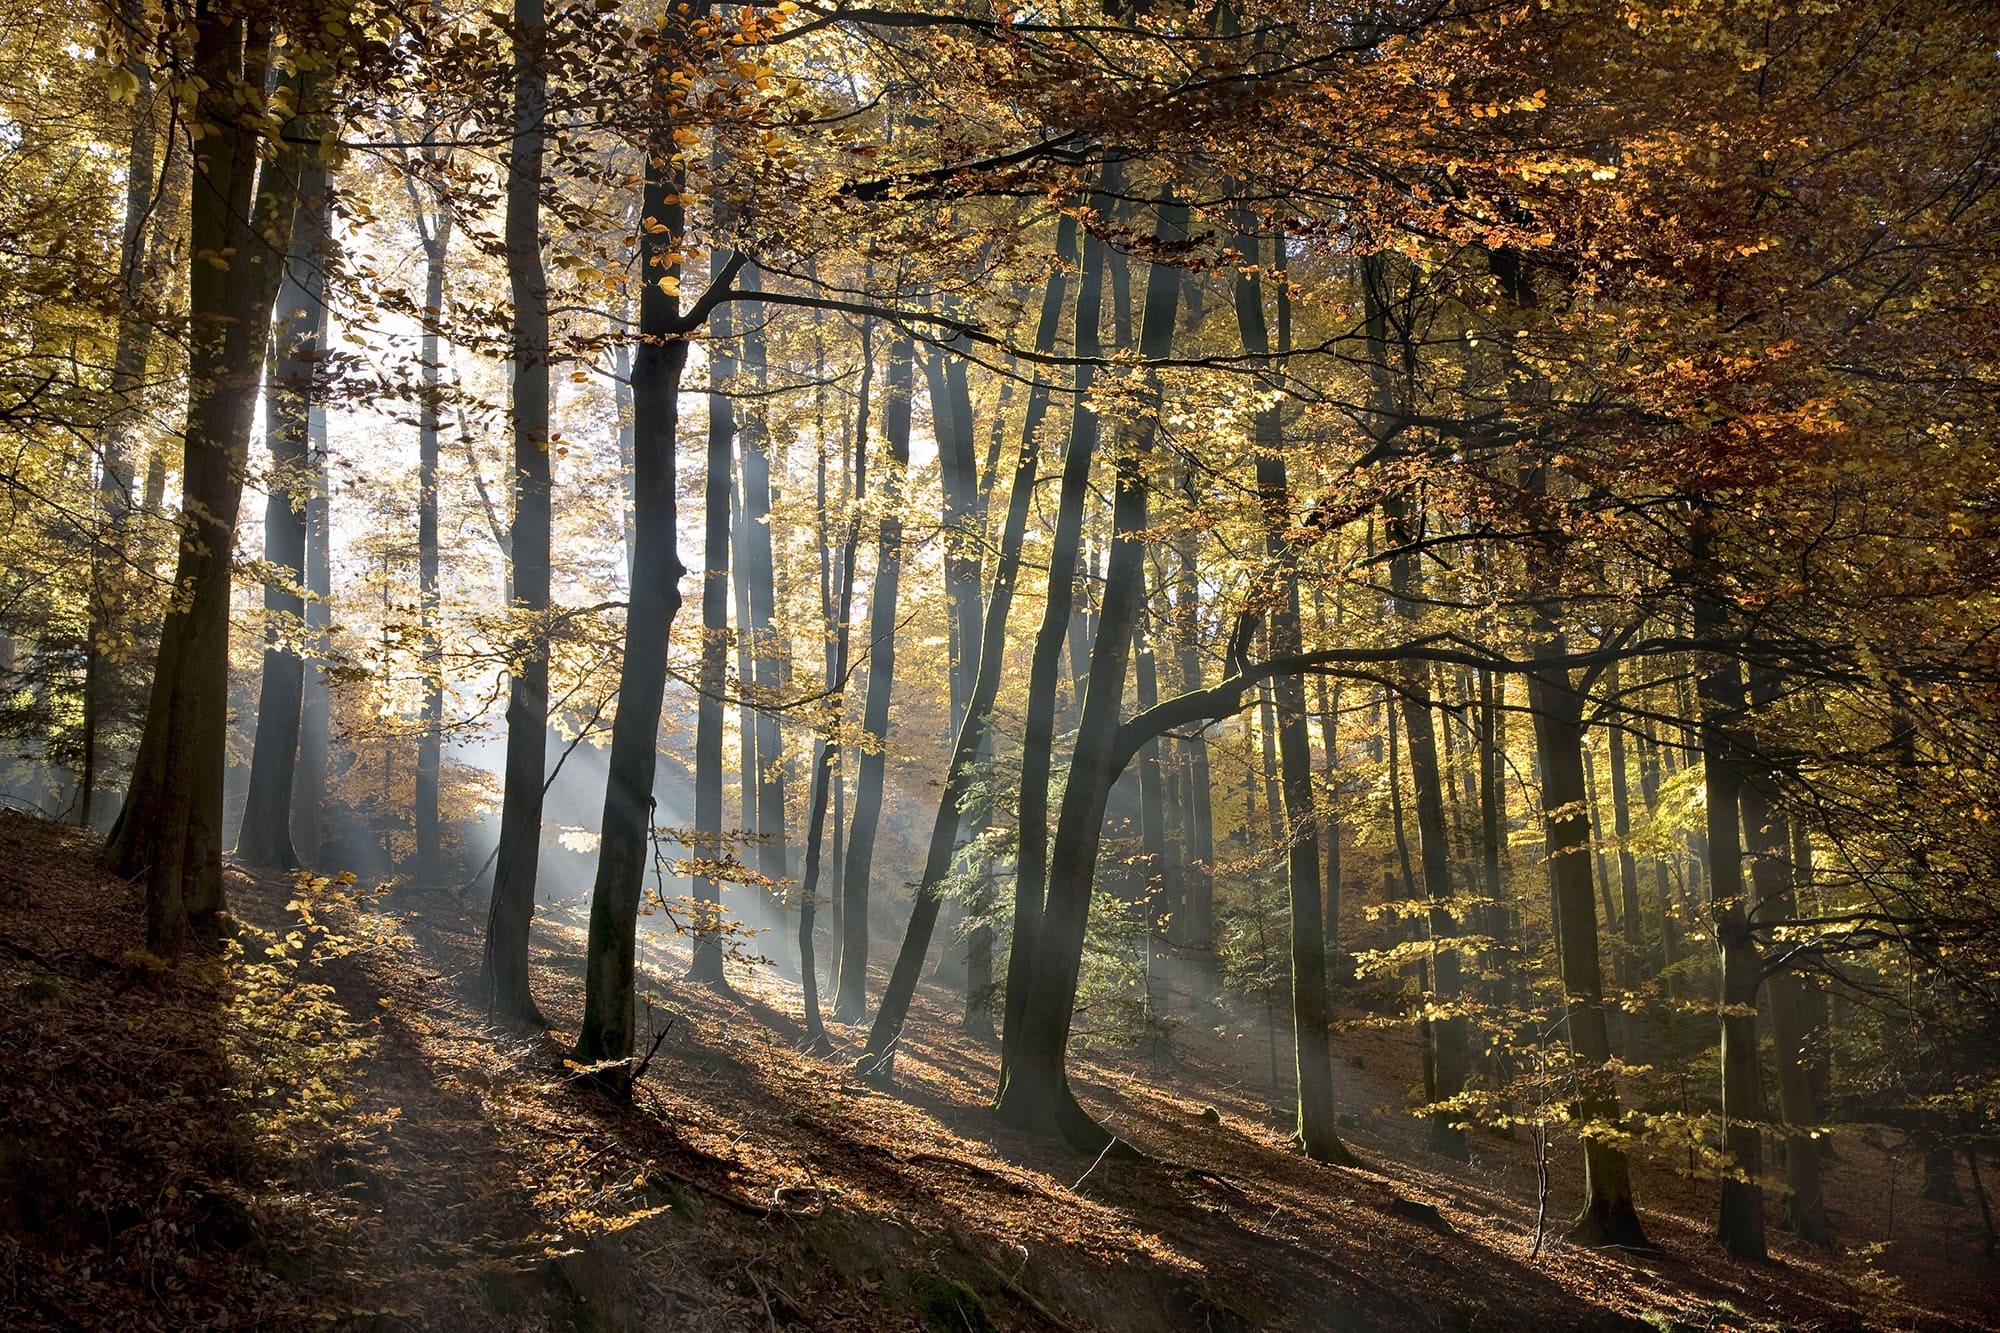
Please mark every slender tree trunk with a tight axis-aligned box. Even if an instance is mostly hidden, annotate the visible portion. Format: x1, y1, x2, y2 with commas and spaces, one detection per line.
292, 402, 333, 864
995, 187, 1184, 1151
81, 30, 160, 829
1479, 666, 1510, 1004
1738, 672, 1830, 1246
690, 260, 739, 989
738, 269, 788, 900
571, 42, 711, 1077
860, 215, 1076, 1069
237, 170, 332, 869
108, 19, 308, 954
1235, 227, 1355, 1165
1001, 168, 1116, 1068
413, 204, 453, 885
1386, 494, 1468, 1154
1693, 522, 1768, 1260
1175, 526, 1217, 1007
798, 321, 871, 1050
1605, 659, 1647, 1062
1524, 604, 1649, 1247
832, 332, 912, 1019
480, 0, 553, 1024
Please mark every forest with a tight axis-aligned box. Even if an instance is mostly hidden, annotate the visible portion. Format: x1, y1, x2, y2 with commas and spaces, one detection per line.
1, 0, 1997, 1327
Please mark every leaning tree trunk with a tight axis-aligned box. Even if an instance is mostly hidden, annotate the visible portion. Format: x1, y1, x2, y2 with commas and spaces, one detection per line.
480, 0, 553, 1024
832, 332, 913, 1020
572, 43, 720, 1079
1525, 597, 1649, 1247
1000, 165, 1117, 1067
108, 18, 309, 954
237, 169, 333, 870
858, 214, 1077, 1074
995, 188, 1185, 1152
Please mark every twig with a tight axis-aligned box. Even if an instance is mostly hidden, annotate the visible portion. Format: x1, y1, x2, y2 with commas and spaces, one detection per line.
630, 1016, 676, 1086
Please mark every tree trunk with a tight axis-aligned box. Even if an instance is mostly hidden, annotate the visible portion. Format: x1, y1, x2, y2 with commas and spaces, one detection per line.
292, 399, 333, 863
1605, 659, 1647, 1061
237, 170, 332, 870
1175, 524, 1217, 1006
690, 259, 739, 989
1235, 226, 1355, 1165
994, 188, 1184, 1152
1693, 522, 1768, 1260
108, 18, 308, 954
859, 215, 1076, 1070
738, 268, 788, 899
1385, 494, 1468, 1154
1000, 166, 1116, 1068
81, 28, 160, 829
480, 0, 553, 1024
1525, 605, 1649, 1247
1737, 672, 1830, 1246
413, 202, 452, 885
832, 331, 912, 1020
571, 55, 704, 1079
798, 325, 873, 1049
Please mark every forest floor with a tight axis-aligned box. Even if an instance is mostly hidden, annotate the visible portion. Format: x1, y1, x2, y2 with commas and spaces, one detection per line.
1, 808, 1994, 1331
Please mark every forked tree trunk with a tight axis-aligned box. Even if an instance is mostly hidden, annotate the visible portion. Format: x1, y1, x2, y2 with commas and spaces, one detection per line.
237, 170, 333, 870
832, 332, 912, 1020
994, 189, 1184, 1152
859, 216, 1077, 1071
1000, 165, 1117, 1068
108, 18, 309, 954
480, 0, 553, 1024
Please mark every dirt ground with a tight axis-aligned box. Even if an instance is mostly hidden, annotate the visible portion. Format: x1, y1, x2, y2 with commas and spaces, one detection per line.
2, 809, 1994, 1331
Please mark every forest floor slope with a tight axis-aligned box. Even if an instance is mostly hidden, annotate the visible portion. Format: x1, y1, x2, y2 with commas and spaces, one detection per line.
0, 809, 1992, 1330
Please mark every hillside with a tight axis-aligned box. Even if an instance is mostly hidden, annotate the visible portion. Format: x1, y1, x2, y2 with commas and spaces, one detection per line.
1, 809, 1991, 1332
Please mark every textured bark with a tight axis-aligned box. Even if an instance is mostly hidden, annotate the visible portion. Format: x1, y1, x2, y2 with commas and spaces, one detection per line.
292, 403, 332, 863
860, 216, 1076, 1072
480, 0, 553, 1025
108, 18, 307, 954
833, 332, 912, 1020
237, 172, 332, 870
994, 189, 1184, 1151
